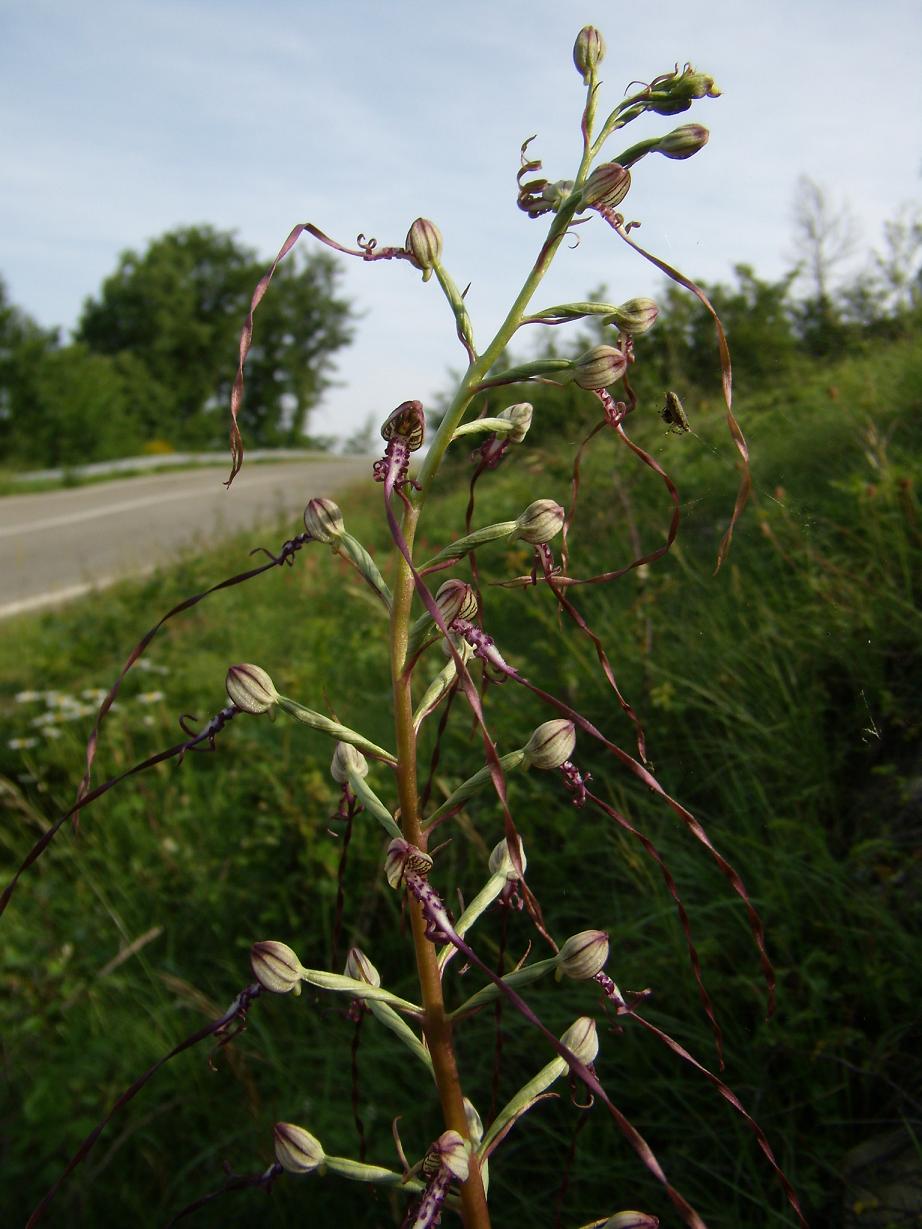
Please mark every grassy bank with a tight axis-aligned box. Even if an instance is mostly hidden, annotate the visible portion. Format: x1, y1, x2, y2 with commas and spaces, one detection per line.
1, 337, 920, 1227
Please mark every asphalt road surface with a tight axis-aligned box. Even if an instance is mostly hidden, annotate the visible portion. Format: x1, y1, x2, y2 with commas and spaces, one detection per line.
0, 458, 371, 619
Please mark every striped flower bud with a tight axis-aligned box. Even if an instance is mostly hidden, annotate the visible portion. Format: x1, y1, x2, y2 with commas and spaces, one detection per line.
344, 946, 381, 987
381, 400, 425, 451
573, 344, 627, 390
331, 741, 369, 785
385, 837, 434, 889
430, 1130, 471, 1182
274, 1122, 326, 1174
488, 836, 527, 881
496, 401, 533, 443
603, 298, 659, 336
601, 1214, 660, 1229
463, 1097, 484, 1147
581, 162, 632, 211
406, 217, 443, 282
251, 940, 304, 995
515, 499, 565, 545
657, 124, 709, 160
435, 579, 479, 625
226, 663, 279, 714
558, 930, 610, 980
573, 25, 606, 84
560, 1015, 600, 1065
304, 497, 345, 543
523, 719, 576, 769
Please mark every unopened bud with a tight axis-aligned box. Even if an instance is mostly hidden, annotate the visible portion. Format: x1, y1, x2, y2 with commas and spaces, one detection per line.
670, 66, 720, 100
601, 1213, 660, 1229
304, 496, 345, 543
331, 741, 369, 785
604, 298, 659, 336
523, 719, 576, 770
463, 1097, 484, 1147
274, 1122, 326, 1174
251, 940, 304, 995
435, 579, 479, 625
488, 837, 527, 881
558, 930, 610, 980
344, 946, 381, 987
560, 1015, 599, 1064
385, 837, 434, 889
581, 162, 631, 211
405, 217, 443, 282
431, 1130, 471, 1182
573, 344, 627, 390
573, 25, 606, 84
657, 124, 709, 160
226, 663, 279, 714
496, 401, 533, 443
381, 399, 426, 451
515, 499, 565, 545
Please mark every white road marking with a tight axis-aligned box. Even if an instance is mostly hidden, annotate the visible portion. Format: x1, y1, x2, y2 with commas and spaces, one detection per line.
0, 475, 283, 539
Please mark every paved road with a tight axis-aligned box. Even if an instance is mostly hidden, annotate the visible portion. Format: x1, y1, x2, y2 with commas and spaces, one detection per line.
0, 458, 371, 618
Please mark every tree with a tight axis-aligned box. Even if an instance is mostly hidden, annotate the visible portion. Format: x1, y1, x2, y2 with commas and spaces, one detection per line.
0, 279, 59, 461
77, 226, 353, 448
789, 176, 860, 355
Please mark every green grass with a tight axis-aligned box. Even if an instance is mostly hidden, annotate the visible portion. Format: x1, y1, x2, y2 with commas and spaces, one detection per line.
1, 337, 920, 1227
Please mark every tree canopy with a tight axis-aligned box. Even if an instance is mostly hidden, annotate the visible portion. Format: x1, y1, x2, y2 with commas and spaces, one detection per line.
76, 225, 354, 449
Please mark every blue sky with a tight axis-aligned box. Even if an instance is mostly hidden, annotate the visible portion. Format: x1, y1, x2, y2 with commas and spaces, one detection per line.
2, 0, 921, 443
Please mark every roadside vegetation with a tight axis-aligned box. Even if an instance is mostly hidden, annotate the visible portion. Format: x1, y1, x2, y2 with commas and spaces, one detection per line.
1, 320, 919, 1226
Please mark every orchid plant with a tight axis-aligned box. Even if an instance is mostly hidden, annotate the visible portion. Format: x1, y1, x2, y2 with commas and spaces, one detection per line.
4, 27, 808, 1229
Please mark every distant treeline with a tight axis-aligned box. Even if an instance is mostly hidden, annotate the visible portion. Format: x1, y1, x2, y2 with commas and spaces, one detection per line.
448, 189, 922, 442
0, 226, 354, 468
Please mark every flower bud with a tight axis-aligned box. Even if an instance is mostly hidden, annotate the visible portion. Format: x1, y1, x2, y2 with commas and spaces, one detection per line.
603, 298, 659, 336
581, 162, 631, 211
558, 930, 610, 979
496, 401, 533, 444
226, 663, 279, 714
670, 66, 720, 100
331, 740, 369, 785
435, 579, 479, 625
405, 217, 443, 282
274, 1122, 326, 1174
251, 940, 304, 994
488, 836, 527, 881
523, 719, 576, 770
657, 124, 709, 160
463, 1097, 484, 1147
573, 344, 627, 390
385, 837, 434, 889
381, 399, 426, 451
304, 496, 345, 543
573, 25, 606, 83
515, 499, 565, 545
344, 946, 381, 987
560, 1015, 599, 1065
431, 1129, 471, 1182
601, 1214, 660, 1229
